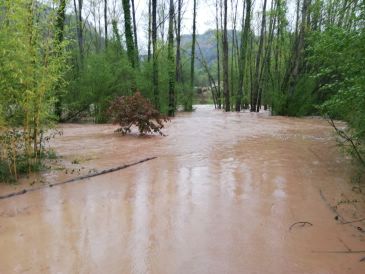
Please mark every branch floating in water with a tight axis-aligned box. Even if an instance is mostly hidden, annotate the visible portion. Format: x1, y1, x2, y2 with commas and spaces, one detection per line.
289, 221, 313, 231
0, 157, 157, 200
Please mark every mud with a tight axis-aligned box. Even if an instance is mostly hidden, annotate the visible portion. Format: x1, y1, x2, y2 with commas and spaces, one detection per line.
0, 105, 364, 273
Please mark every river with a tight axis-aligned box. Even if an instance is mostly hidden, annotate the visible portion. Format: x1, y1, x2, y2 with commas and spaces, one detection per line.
0, 105, 364, 273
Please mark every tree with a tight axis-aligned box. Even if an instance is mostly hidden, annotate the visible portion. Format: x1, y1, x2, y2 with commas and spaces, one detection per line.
236, 0, 251, 111
175, 0, 183, 84
73, 0, 84, 68
152, 0, 159, 109
131, 0, 139, 67
148, 0, 152, 61
187, 0, 197, 111
282, 0, 311, 99
251, 0, 268, 112
104, 0, 108, 48
222, 0, 230, 111
167, 0, 176, 116
55, 0, 67, 119
108, 92, 169, 136
215, 0, 222, 109
0, 0, 68, 181
122, 0, 136, 68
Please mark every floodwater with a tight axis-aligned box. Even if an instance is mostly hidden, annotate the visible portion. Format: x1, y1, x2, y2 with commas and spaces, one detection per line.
0, 105, 364, 274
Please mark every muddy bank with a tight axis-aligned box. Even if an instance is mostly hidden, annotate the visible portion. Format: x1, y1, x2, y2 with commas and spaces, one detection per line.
0, 105, 364, 273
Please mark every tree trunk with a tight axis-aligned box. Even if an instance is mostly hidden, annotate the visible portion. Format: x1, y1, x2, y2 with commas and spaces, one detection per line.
131, 0, 139, 67
222, 0, 230, 111
56, 0, 66, 46
251, 0, 267, 112
187, 0, 197, 111
73, 0, 84, 68
122, 0, 136, 69
175, 0, 182, 83
281, 0, 310, 97
112, 19, 123, 53
152, 0, 159, 110
104, 0, 108, 48
257, 0, 277, 112
54, 0, 67, 119
215, 0, 222, 109
236, 0, 251, 111
230, 0, 238, 110
167, 0, 175, 116
148, 0, 152, 62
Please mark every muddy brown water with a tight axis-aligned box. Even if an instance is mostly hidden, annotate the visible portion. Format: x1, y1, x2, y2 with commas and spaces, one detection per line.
0, 105, 364, 274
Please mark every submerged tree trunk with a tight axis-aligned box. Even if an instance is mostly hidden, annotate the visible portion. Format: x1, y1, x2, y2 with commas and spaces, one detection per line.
175, 0, 182, 84
215, 0, 222, 109
222, 0, 230, 111
281, 0, 311, 97
236, 0, 251, 112
230, 0, 239, 110
251, 0, 267, 112
152, 0, 159, 110
187, 0, 197, 111
54, 0, 67, 120
167, 0, 175, 116
257, 0, 277, 112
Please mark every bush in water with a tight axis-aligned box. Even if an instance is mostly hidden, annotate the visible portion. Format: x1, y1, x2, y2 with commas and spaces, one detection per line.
108, 92, 169, 136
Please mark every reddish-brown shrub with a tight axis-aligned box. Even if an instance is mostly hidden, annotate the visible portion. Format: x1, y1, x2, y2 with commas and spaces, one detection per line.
108, 92, 169, 136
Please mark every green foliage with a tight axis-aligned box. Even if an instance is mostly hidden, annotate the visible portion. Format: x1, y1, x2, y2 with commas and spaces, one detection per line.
272, 75, 317, 116
0, 0, 68, 182
0, 129, 59, 183
309, 23, 365, 165
64, 49, 134, 122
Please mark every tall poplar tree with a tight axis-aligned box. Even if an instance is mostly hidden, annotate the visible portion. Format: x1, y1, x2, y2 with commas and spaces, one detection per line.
167, 0, 175, 116
222, 0, 230, 111
152, 0, 159, 109
122, 0, 136, 69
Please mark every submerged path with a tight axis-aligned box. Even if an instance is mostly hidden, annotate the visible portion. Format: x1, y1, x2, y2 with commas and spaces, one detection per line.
0, 105, 364, 273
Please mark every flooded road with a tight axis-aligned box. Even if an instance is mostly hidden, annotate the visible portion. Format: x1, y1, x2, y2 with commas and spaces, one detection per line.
0, 105, 364, 273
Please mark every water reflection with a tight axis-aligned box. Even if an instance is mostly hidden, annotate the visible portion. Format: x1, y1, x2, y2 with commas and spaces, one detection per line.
0, 105, 363, 274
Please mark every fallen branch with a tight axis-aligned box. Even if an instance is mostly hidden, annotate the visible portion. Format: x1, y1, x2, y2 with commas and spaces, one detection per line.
0, 157, 157, 200
308, 147, 322, 161
327, 117, 365, 167
338, 237, 352, 252
289, 221, 313, 231
341, 217, 365, 225
312, 250, 365, 254
319, 189, 365, 233
319, 189, 346, 223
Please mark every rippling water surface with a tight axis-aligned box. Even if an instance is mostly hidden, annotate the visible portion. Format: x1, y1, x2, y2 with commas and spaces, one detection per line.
0, 105, 364, 273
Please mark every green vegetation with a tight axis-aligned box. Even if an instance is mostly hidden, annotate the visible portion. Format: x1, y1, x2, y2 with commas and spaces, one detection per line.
0, 0, 364, 182
0, 0, 68, 182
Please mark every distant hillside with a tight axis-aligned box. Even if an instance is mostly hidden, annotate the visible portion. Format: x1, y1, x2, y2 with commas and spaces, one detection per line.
181, 30, 240, 67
